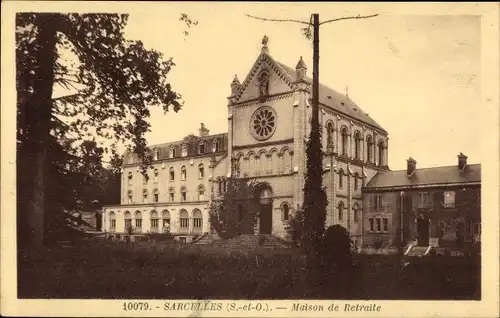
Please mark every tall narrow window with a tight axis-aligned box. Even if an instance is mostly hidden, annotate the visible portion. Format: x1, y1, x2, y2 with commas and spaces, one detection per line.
376, 218, 381, 232
341, 127, 348, 156
109, 212, 116, 232
154, 148, 160, 160
127, 172, 133, 186
150, 210, 159, 232
153, 188, 159, 203
134, 211, 142, 231
154, 169, 159, 183
326, 122, 334, 148
369, 218, 374, 231
143, 174, 149, 185
169, 188, 175, 201
169, 167, 175, 181
142, 189, 148, 203
366, 135, 373, 163
353, 203, 360, 223
127, 190, 133, 204
354, 172, 359, 190
181, 187, 187, 201
181, 166, 187, 180
193, 209, 203, 232
124, 211, 132, 230
198, 163, 204, 178
170, 146, 176, 158
281, 203, 290, 221
162, 210, 171, 232
378, 140, 385, 166
198, 185, 205, 201
354, 131, 361, 159
339, 169, 344, 189
198, 142, 205, 154
213, 138, 221, 152
383, 218, 389, 232
181, 144, 188, 157
338, 201, 344, 222
179, 210, 189, 230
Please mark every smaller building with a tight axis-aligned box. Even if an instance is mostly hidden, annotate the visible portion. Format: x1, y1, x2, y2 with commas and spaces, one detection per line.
362, 153, 481, 253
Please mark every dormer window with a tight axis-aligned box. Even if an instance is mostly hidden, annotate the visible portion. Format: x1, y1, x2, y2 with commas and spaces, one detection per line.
181, 144, 188, 157
198, 142, 205, 154
170, 146, 176, 158
153, 147, 160, 160
213, 139, 221, 152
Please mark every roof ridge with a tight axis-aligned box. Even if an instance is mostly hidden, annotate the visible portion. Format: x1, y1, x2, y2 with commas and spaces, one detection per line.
383, 163, 481, 173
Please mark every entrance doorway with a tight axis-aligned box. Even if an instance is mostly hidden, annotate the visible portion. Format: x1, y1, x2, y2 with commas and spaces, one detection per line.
417, 215, 430, 246
257, 185, 273, 235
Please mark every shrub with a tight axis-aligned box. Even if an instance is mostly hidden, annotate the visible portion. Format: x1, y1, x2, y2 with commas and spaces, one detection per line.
372, 236, 384, 250
319, 225, 353, 271
284, 206, 304, 247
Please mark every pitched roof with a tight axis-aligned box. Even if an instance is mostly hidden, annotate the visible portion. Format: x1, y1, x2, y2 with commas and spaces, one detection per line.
274, 61, 386, 133
365, 164, 481, 189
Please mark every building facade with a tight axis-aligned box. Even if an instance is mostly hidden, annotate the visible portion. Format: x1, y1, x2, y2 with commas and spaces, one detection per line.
362, 153, 481, 252
102, 39, 390, 243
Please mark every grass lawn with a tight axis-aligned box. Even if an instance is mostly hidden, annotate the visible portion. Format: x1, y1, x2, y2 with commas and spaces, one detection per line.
17, 240, 481, 300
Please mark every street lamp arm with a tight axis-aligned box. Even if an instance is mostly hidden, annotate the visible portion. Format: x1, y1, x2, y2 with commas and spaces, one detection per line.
245, 14, 311, 25
319, 14, 379, 26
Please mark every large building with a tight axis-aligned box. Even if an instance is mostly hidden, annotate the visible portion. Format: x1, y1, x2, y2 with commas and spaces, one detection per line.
102, 38, 390, 244
363, 153, 481, 254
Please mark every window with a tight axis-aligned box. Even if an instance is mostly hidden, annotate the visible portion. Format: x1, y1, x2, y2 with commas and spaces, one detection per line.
338, 169, 344, 189
170, 146, 176, 158
354, 173, 359, 191
354, 131, 361, 159
418, 192, 433, 209
181, 187, 187, 201
153, 188, 159, 203
154, 169, 159, 183
369, 218, 374, 231
353, 203, 360, 223
179, 210, 189, 229
372, 194, 383, 212
127, 172, 133, 186
383, 218, 389, 232
338, 201, 344, 222
135, 211, 142, 230
142, 189, 148, 203
169, 167, 175, 181
281, 203, 290, 221
193, 209, 203, 231
326, 122, 334, 147
341, 126, 348, 156
143, 174, 149, 185
198, 164, 204, 178
376, 218, 381, 232
150, 210, 159, 231
181, 166, 187, 180
109, 212, 116, 231
124, 211, 132, 230
169, 188, 175, 201
127, 190, 133, 204
213, 139, 221, 152
378, 140, 385, 166
366, 135, 373, 163
181, 144, 188, 157
154, 148, 160, 160
237, 204, 244, 222
197, 185, 205, 201
198, 142, 205, 154
444, 191, 456, 208
162, 210, 171, 232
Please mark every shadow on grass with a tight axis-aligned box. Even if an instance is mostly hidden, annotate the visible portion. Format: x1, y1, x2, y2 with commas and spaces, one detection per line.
18, 240, 480, 300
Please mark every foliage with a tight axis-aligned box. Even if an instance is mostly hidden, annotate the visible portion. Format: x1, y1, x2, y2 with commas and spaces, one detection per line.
16, 12, 197, 248
319, 225, 354, 271
372, 236, 384, 250
208, 178, 260, 239
285, 205, 305, 247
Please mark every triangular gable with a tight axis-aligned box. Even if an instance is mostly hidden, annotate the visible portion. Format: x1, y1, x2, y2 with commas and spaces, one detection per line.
234, 52, 296, 103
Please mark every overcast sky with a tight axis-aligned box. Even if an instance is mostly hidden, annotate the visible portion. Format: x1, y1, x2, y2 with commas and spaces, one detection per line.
113, 3, 481, 171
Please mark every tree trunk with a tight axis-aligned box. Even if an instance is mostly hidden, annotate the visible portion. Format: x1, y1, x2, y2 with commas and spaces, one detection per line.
22, 14, 58, 250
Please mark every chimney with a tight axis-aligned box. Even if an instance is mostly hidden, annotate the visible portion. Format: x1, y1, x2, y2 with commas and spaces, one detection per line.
407, 157, 416, 176
199, 123, 210, 137
230, 74, 241, 96
295, 56, 307, 81
458, 152, 467, 170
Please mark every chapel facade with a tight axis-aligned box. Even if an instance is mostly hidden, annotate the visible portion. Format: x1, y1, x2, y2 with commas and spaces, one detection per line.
102, 39, 390, 245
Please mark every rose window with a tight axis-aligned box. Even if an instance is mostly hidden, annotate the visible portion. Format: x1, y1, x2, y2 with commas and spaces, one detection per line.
251, 107, 277, 140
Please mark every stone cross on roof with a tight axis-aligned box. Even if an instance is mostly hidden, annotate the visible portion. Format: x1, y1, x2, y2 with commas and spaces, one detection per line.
262, 35, 269, 46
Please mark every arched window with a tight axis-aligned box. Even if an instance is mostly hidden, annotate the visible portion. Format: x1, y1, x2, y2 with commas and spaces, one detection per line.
154, 169, 159, 183
124, 211, 132, 230
108, 212, 116, 231
341, 126, 348, 156
134, 211, 142, 231
127, 172, 133, 186
181, 186, 187, 201
198, 141, 205, 154
354, 172, 359, 191
338, 169, 344, 189
168, 187, 175, 201
353, 203, 361, 223
197, 185, 205, 201
367, 135, 373, 163
150, 210, 159, 232
179, 209, 189, 230
169, 167, 175, 181
181, 165, 187, 180
281, 202, 290, 221
338, 201, 344, 222
143, 173, 149, 185
154, 148, 160, 160
142, 189, 148, 203
198, 163, 204, 178
326, 122, 334, 147
378, 140, 385, 166
127, 190, 133, 204
354, 131, 361, 159
213, 138, 221, 152
162, 210, 171, 232
153, 188, 159, 203
193, 209, 203, 232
